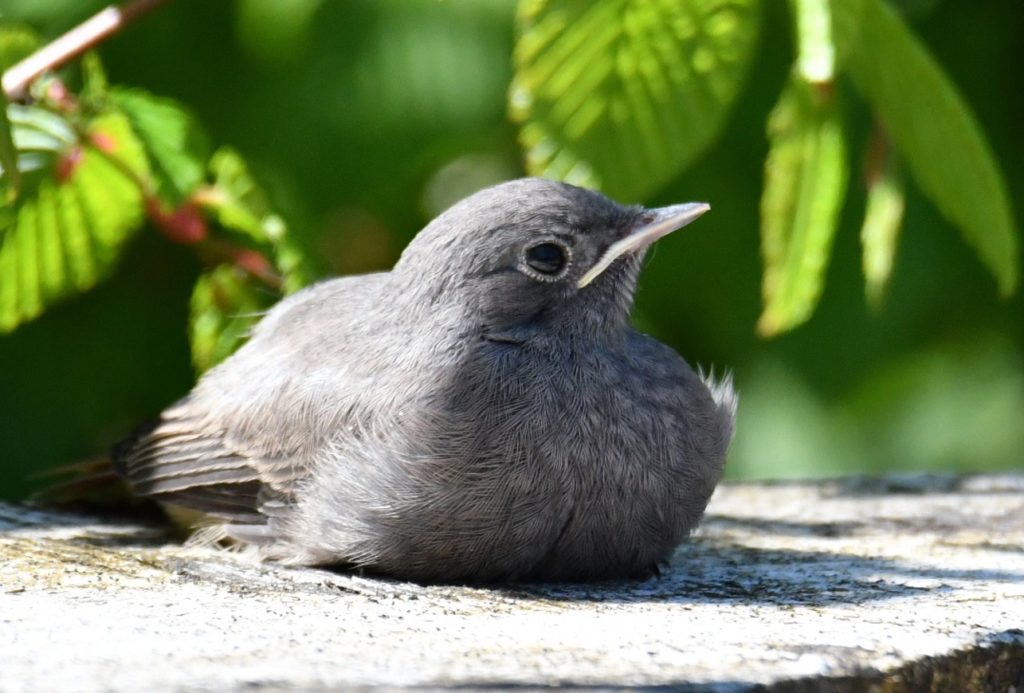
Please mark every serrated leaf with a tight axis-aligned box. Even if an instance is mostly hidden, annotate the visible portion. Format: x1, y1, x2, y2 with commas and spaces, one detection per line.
861, 131, 905, 308
206, 148, 272, 240
189, 264, 273, 373
204, 147, 319, 293
5, 105, 75, 198
190, 148, 319, 371
0, 111, 147, 332
511, 0, 759, 201
8, 103, 77, 147
758, 76, 847, 337
111, 87, 210, 204
833, 0, 1018, 295
84, 110, 151, 186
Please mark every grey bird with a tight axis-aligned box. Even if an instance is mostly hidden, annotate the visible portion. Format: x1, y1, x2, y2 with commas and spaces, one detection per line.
115, 178, 736, 583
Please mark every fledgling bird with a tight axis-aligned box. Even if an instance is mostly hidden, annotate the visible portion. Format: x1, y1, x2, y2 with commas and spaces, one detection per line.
115, 178, 736, 583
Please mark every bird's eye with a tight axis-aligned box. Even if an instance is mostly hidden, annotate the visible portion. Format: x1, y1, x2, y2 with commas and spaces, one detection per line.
524, 242, 569, 276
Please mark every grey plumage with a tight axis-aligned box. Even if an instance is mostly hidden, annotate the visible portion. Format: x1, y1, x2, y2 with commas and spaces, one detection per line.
115, 178, 736, 583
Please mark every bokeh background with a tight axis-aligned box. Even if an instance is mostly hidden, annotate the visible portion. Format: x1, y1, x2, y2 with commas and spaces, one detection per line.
0, 0, 1021, 499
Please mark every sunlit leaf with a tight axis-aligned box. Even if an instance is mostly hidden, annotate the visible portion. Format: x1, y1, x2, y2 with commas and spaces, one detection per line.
860, 128, 905, 308
0, 112, 147, 332
190, 148, 320, 372
833, 0, 1018, 295
2, 104, 70, 207
511, 0, 760, 201
81, 110, 150, 192
205, 148, 271, 241
758, 76, 847, 337
204, 147, 319, 293
111, 87, 210, 204
8, 103, 77, 147
189, 264, 273, 373
789, 0, 834, 83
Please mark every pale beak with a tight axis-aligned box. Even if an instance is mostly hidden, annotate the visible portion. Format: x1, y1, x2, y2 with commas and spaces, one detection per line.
577, 202, 711, 288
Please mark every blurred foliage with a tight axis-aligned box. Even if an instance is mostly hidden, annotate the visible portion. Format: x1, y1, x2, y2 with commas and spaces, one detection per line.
511, 0, 760, 200
0, 46, 314, 350
758, 74, 847, 336
859, 126, 905, 307
833, 0, 1018, 298
0, 0, 1021, 498
1, 106, 146, 331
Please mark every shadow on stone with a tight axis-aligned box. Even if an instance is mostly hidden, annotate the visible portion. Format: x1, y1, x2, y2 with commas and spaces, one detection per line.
506, 539, 1024, 607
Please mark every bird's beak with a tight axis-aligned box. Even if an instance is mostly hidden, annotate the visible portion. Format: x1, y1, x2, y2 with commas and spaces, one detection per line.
577, 202, 710, 288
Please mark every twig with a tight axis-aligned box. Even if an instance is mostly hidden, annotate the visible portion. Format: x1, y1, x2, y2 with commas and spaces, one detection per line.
2, 0, 172, 100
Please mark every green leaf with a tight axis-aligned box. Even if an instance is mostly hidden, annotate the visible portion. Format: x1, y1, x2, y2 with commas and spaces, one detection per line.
111, 87, 210, 204
0, 111, 147, 332
204, 147, 319, 293
2, 104, 64, 217
191, 148, 320, 372
84, 110, 151, 185
236, 0, 326, 63
2, 104, 77, 202
789, 0, 835, 83
80, 51, 110, 106
7, 103, 77, 144
1, 92, 19, 201
189, 264, 273, 373
861, 129, 905, 308
758, 75, 847, 337
0, 23, 39, 73
833, 0, 1018, 295
510, 0, 760, 201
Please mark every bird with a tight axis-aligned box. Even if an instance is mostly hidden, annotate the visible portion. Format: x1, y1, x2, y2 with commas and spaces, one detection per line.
114, 178, 736, 583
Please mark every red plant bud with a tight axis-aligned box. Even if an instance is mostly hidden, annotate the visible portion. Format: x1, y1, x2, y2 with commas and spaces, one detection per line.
89, 132, 117, 153
46, 80, 77, 112
55, 146, 85, 184
233, 248, 273, 277
47, 81, 69, 102
146, 198, 208, 245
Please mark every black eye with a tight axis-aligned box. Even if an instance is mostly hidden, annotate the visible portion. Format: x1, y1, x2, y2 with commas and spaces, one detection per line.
525, 242, 568, 275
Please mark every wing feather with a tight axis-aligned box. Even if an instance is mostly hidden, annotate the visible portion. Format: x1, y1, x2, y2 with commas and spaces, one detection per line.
114, 413, 280, 522
112, 274, 387, 527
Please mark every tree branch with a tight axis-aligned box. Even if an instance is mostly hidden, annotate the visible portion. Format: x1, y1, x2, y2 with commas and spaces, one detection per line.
2, 0, 172, 100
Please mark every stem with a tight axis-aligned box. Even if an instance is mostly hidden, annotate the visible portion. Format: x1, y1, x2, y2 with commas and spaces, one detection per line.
2, 0, 173, 100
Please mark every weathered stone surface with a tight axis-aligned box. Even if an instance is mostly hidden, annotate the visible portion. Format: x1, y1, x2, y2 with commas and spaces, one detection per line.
2, 474, 1022, 691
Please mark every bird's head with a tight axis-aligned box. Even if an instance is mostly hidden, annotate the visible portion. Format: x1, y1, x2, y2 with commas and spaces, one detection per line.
393, 178, 709, 345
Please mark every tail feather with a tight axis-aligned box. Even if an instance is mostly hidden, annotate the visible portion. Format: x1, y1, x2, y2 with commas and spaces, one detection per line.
698, 365, 739, 449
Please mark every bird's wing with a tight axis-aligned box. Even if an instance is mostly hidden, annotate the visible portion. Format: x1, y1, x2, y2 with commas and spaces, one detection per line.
114, 274, 388, 525
114, 404, 295, 525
